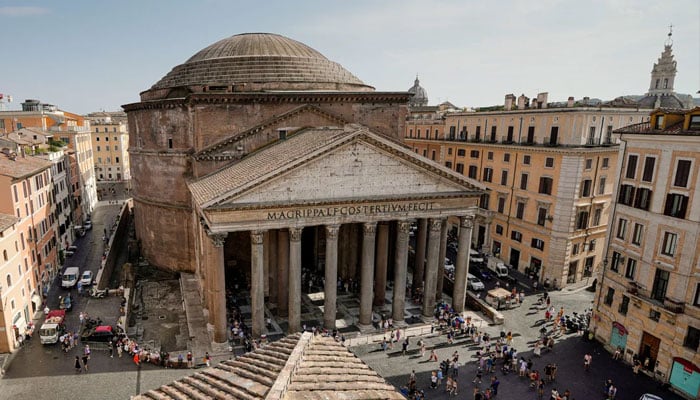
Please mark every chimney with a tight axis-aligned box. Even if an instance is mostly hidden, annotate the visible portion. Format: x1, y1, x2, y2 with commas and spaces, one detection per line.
504, 94, 516, 111
537, 92, 548, 109
567, 96, 575, 108
517, 94, 529, 110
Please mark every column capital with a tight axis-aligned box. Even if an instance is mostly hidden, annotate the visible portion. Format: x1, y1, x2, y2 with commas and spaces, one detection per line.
289, 227, 303, 242
250, 230, 265, 245
460, 215, 475, 229
397, 220, 411, 234
428, 218, 443, 232
363, 222, 377, 235
208, 232, 228, 247
325, 224, 340, 239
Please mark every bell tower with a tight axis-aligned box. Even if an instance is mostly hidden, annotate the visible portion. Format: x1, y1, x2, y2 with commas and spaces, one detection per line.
647, 25, 677, 96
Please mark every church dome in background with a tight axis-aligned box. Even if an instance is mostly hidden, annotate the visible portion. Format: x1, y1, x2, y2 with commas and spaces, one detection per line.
408, 77, 428, 107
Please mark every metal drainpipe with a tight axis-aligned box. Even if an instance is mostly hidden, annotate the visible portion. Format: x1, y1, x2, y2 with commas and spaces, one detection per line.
505, 152, 520, 268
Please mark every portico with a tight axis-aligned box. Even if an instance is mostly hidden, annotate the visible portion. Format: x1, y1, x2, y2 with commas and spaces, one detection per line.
189, 125, 484, 341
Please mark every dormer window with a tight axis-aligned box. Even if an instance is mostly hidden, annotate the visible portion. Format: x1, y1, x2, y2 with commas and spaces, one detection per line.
655, 115, 664, 129
689, 115, 700, 131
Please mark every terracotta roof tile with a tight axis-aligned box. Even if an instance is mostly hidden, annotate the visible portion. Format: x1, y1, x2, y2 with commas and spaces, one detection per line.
0, 154, 51, 179
0, 213, 18, 231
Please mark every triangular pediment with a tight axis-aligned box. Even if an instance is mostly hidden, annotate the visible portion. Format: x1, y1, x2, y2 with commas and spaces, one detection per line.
194, 104, 350, 161
189, 125, 483, 209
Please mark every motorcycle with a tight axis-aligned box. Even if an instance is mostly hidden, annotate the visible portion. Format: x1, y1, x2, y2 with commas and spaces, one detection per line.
90, 287, 108, 298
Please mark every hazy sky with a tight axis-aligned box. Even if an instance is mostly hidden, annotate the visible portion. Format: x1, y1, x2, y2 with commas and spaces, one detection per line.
1, 0, 698, 114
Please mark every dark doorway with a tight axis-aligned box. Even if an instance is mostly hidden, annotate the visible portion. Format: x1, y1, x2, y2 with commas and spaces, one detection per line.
639, 332, 661, 371
509, 248, 520, 269
477, 225, 485, 249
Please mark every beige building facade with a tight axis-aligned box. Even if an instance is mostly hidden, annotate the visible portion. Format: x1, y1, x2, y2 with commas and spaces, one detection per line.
125, 33, 484, 343
591, 108, 700, 399
406, 100, 649, 288
88, 119, 130, 182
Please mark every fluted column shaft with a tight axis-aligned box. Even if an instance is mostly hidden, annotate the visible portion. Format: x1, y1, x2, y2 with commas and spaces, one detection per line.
288, 227, 303, 333
422, 219, 442, 318
268, 230, 278, 304
453, 216, 474, 313
206, 232, 228, 343
392, 221, 411, 323
277, 230, 289, 317
251, 230, 265, 337
359, 222, 377, 326
324, 225, 340, 329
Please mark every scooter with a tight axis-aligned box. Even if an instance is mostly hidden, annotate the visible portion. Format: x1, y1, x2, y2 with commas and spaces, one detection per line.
90, 287, 108, 298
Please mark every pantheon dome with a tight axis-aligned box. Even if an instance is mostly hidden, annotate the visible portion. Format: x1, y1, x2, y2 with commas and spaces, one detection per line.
146, 33, 374, 97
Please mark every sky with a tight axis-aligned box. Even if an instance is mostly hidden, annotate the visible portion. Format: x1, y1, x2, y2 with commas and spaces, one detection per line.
1, 0, 699, 114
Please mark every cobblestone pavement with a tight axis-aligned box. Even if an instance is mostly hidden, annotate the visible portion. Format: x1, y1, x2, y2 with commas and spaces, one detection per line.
352, 288, 683, 400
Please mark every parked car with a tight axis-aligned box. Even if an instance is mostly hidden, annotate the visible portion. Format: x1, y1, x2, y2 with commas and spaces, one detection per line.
80, 270, 93, 286
81, 325, 114, 342
467, 273, 485, 291
469, 265, 493, 281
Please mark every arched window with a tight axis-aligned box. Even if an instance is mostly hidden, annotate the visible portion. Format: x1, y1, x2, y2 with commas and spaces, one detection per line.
2, 249, 7, 261
6, 274, 11, 288
663, 78, 668, 89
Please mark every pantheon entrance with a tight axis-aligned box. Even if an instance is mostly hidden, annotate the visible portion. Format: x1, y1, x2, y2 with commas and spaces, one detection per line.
190, 126, 484, 341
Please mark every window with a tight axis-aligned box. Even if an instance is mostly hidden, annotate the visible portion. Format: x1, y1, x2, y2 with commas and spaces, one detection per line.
625, 258, 637, 279
689, 115, 700, 130
664, 193, 689, 219
457, 149, 466, 157
503, 153, 511, 162
619, 296, 630, 315
598, 177, 606, 195
588, 239, 596, 251
572, 243, 579, 255
447, 148, 453, 155
651, 268, 670, 301
2, 250, 6, 261
487, 151, 493, 160
633, 188, 652, 211
495, 225, 504, 235
575, 210, 589, 230
539, 177, 553, 195
490, 126, 497, 142
549, 126, 559, 145
625, 155, 638, 179
468, 165, 478, 179
661, 232, 678, 257
580, 179, 592, 197
479, 193, 490, 209
610, 251, 623, 272
431, 150, 436, 160
511, 231, 522, 242
616, 218, 628, 239
632, 223, 643, 245
537, 208, 547, 226
470, 150, 479, 158
642, 157, 656, 182
523, 155, 531, 165
618, 184, 635, 206
497, 197, 506, 213
516, 202, 525, 219
649, 309, 661, 322
545, 157, 554, 168
531, 238, 545, 251
483, 168, 493, 182
604, 287, 615, 306
592, 208, 602, 226
585, 159, 593, 170
5, 274, 10, 288
602, 157, 609, 168
501, 170, 508, 185
507, 126, 514, 142
96, 146, 101, 151
694, 283, 700, 307
674, 159, 692, 187
520, 173, 528, 190
456, 163, 464, 174
445, 161, 453, 169
684, 327, 700, 350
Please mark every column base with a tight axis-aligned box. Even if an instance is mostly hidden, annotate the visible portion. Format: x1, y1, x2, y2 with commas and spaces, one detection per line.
357, 323, 375, 333
392, 320, 408, 328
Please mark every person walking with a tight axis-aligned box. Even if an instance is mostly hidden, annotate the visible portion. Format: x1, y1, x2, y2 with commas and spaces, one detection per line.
489, 376, 500, 396
108, 340, 114, 358
81, 354, 89, 372
74, 356, 82, 373
204, 352, 211, 367
402, 338, 409, 355
187, 351, 193, 368
584, 353, 592, 371
419, 339, 426, 357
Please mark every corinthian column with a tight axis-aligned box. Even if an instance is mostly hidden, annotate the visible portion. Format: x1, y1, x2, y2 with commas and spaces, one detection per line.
422, 219, 442, 319
436, 218, 448, 300
392, 220, 410, 323
251, 230, 265, 337
324, 224, 340, 329
453, 216, 474, 313
277, 229, 289, 317
374, 222, 389, 306
206, 232, 228, 343
413, 219, 427, 292
288, 227, 303, 333
359, 222, 377, 327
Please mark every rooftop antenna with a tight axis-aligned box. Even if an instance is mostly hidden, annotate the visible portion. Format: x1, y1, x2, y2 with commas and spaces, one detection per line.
665, 23, 674, 46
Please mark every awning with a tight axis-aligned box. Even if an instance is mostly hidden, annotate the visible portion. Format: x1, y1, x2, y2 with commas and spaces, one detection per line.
612, 321, 628, 335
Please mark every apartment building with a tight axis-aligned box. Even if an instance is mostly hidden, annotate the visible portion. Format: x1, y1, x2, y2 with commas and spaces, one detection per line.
88, 118, 130, 182
406, 96, 649, 288
590, 107, 700, 399
0, 213, 22, 352
0, 150, 58, 352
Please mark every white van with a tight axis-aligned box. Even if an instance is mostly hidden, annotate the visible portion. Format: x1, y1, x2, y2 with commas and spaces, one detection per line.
469, 249, 485, 264
467, 273, 485, 291
61, 267, 80, 288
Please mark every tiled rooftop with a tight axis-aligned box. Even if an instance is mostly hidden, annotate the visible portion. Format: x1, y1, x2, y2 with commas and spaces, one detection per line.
0, 154, 51, 179
0, 213, 18, 232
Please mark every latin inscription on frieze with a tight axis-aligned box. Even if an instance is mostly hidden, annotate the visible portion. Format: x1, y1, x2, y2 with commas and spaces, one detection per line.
266, 202, 435, 220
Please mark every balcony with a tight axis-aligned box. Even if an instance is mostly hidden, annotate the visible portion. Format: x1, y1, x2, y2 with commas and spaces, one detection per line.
627, 281, 685, 314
